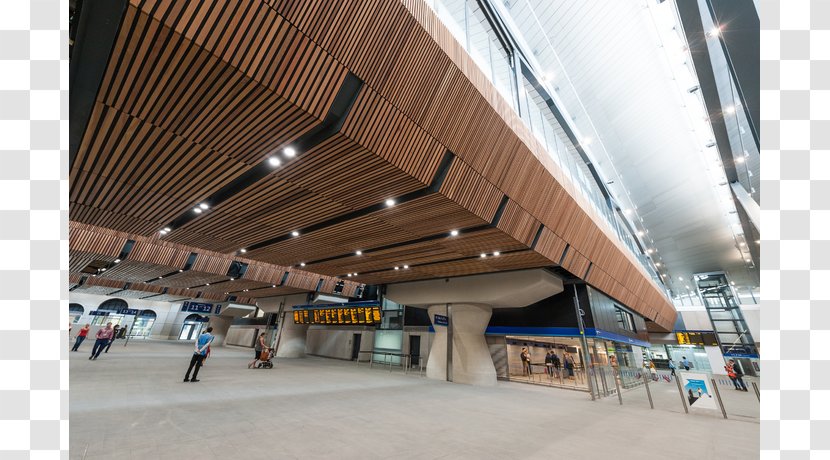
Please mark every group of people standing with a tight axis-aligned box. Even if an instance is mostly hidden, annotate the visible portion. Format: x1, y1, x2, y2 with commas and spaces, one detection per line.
71, 322, 124, 359
519, 347, 575, 378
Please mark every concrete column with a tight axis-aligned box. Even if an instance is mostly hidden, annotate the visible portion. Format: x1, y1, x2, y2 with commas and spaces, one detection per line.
208, 315, 233, 347
427, 304, 496, 386
276, 315, 309, 358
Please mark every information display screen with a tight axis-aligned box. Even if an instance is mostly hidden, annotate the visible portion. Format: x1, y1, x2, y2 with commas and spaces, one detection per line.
293, 305, 381, 325
676, 331, 719, 346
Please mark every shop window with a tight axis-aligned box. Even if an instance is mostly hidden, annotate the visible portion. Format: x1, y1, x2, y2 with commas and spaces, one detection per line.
69, 303, 84, 324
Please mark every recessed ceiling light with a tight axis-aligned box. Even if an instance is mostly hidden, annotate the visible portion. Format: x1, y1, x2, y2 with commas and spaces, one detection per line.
268, 157, 281, 166
755, 240, 760, 244
685, 285, 690, 289
394, 266, 399, 270
272, 285, 276, 288
624, 209, 632, 214
164, 227, 171, 232
709, 26, 721, 37
355, 250, 362, 256
230, 278, 234, 281
244, 289, 249, 292
450, 230, 459, 236
655, 262, 661, 267
92, 274, 96, 277
730, 281, 735, 286
353, 273, 358, 276
284, 147, 296, 157
101, 268, 107, 272
114, 259, 121, 263
582, 137, 592, 146
291, 231, 300, 237
678, 276, 683, 281
493, 251, 500, 256
636, 231, 644, 237
739, 242, 746, 246
300, 262, 306, 267
385, 199, 395, 207
178, 269, 183, 272
206, 283, 210, 286
403, 265, 409, 269
199, 203, 209, 210
745, 258, 751, 262
480, 253, 487, 258
735, 157, 744, 163
159, 230, 167, 235
347, 274, 352, 277
647, 249, 654, 254
158, 276, 163, 279
193, 208, 202, 214
240, 248, 247, 253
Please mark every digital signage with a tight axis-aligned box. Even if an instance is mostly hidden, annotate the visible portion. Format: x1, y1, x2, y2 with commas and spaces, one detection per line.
293, 305, 381, 325
675, 331, 719, 346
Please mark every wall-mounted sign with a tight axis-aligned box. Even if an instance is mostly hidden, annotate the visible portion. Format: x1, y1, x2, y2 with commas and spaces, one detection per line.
183, 301, 213, 314
89, 310, 110, 316
120, 309, 139, 315
214, 305, 222, 315
433, 314, 448, 326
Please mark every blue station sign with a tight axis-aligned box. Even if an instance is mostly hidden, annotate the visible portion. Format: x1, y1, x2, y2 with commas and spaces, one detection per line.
433, 314, 448, 326
182, 301, 213, 314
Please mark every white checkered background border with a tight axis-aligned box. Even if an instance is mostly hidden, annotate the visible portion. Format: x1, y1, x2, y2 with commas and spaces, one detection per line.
0, 0, 820, 457
760, 0, 830, 458
0, 0, 69, 458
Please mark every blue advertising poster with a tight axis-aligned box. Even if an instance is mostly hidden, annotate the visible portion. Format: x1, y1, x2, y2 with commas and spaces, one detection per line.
681, 373, 718, 410
434, 314, 448, 326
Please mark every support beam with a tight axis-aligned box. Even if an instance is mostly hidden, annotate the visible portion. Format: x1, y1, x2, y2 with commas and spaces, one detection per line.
426, 304, 496, 386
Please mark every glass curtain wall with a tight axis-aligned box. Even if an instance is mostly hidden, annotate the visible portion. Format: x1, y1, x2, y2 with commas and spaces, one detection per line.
427, 0, 665, 293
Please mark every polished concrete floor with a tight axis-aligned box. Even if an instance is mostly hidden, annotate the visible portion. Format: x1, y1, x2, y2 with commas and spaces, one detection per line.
70, 340, 759, 460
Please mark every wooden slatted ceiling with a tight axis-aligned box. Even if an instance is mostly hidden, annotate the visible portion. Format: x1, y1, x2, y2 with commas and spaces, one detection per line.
99, 261, 178, 283
198, 278, 272, 295
377, 194, 488, 236
72, 0, 674, 328
340, 87, 445, 186
129, 0, 345, 122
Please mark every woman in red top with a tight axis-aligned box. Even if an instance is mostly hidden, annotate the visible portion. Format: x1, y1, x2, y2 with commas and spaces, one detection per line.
71, 324, 90, 351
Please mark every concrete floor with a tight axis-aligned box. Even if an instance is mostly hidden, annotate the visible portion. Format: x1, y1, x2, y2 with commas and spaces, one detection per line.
70, 340, 759, 460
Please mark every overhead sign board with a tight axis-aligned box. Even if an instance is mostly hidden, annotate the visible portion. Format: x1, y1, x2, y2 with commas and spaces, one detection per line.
183, 301, 213, 314
676, 331, 719, 346
120, 309, 139, 315
89, 310, 109, 316
433, 314, 448, 326
293, 305, 381, 325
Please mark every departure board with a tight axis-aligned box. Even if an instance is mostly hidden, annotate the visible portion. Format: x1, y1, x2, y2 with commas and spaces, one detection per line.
293, 305, 382, 325
675, 331, 719, 346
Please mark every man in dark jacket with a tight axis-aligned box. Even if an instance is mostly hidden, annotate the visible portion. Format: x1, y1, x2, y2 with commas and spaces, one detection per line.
729, 359, 748, 391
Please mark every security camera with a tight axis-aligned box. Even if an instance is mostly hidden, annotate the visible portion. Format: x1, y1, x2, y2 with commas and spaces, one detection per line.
687, 85, 700, 93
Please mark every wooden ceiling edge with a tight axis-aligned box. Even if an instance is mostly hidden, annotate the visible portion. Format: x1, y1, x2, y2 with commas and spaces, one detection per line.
69, 221, 364, 295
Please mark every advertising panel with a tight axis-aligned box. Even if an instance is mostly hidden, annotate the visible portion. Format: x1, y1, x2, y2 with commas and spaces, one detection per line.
681, 372, 719, 411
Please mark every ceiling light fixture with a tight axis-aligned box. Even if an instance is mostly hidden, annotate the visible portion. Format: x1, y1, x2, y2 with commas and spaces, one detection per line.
164, 227, 171, 232
199, 203, 209, 210
730, 281, 736, 286
394, 266, 400, 270
724, 105, 735, 114
655, 262, 661, 267
300, 262, 306, 267
268, 157, 281, 166
230, 278, 234, 281
678, 276, 683, 281
450, 230, 459, 237
647, 249, 654, 254
355, 250, 362, 256
685, 285, 690, 289
347, 274, 352, 277
291, 231, 299, 237
709, 26, 721, 37
284, 147, 296, 157
114, 259, 121, 263
158, 276, 163, 279
193, 208, 202, 214
403, 265, 409, 269
100, 268, 107, 272
240, 248, 247, 253
179, 269, 183, 273
480, 253, 487, 258
353, 273, 358, 276
272, 285, 276, 288
493, 251, 500, 256
206, 283, 210, 286
385, 199, 395, 207
637, 231, 644, 237
582, 137, 592, 146
624, 208, 632, 214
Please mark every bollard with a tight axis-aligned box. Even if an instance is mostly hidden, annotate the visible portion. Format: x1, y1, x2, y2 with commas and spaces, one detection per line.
642, 369, 654, 409
675, 373, 689, 414
711, 378, 728, 419
614, 368, 623, 405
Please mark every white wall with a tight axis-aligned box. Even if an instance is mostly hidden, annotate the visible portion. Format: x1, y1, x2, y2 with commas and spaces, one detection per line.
305, 327, 374, 360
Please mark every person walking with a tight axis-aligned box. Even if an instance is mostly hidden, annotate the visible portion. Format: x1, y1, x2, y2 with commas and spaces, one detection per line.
668, 358, 677, 378
71, 324, 90, 352
681, 356, 690, 371
249, 333, 268, 369
728, 359, 748, 391
89, 323, 114, 360
184, 327, 214, 382
104, 324, 120, 353
520, 347, 532, 376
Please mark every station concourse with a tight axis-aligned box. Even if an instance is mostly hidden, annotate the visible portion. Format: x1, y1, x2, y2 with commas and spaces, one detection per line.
67, 0, 761, 458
